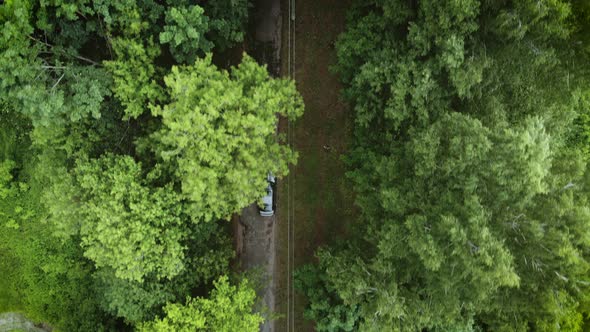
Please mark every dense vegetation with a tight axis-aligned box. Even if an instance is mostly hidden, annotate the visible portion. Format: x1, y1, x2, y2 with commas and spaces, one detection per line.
298, 0, 590, 331
0, 0, 302, 330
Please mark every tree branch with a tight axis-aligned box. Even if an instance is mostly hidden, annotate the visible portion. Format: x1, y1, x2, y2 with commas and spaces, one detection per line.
28, 35, 101, 66
51, 73, 65, 90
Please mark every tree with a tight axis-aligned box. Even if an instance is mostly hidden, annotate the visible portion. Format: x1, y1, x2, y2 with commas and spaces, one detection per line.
152, 54, 303, 222
45, 154, 229, 285
139, 276, 264, 332
301, 0, 590, 330
104, 38, 164, 119
202, 0, 250, 51
1, 0, 295, 330
319, 114, 542, 330
0, 113, 118, 331
44, 152, 235, 323
159, 5, 212, 64
51, 155, 187, 282
90, 219, 234, 324
93, 269, 178, 324
294, 264, 360, 332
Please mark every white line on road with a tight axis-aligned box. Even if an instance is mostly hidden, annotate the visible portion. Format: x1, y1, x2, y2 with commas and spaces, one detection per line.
286, 0, 295, 330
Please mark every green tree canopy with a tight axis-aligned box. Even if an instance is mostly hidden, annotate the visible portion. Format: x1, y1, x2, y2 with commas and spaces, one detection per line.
202, 0, 250, 51
301, 0, 590, 331
46, 154, 187, 282
1, 0, 287, 330
159, 5, 212, 64
0, 112, 116, 331
139, 276, 264, 332
152, 54, 303, 222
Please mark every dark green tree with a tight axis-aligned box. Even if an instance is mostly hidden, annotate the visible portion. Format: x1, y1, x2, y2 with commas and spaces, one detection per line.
301, 0, 590, 331
159, 5, 212, 64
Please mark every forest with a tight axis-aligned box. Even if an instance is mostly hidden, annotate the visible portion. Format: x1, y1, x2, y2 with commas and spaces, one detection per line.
0, 0, 302, 330
296, 0, 590, 331
3, 0, 590, 331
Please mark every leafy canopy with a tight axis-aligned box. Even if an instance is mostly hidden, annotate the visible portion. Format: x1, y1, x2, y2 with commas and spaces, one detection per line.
47, 155, 187, 282
153, 54, 303, 222
0, 0, 297, 330
139, 276, 264, 332
301, 0, 590, 331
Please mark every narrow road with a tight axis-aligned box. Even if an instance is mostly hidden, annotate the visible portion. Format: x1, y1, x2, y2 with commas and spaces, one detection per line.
277, 0, 353, 331
237, 205, 277, 332
237, 0, 282, 331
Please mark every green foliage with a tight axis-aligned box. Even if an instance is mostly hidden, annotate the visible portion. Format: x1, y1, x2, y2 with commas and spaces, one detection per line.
15, 224, 114, 331
0, 116, 116, 331
326, 114, 574, 330
92, 0, 148, 37
152, 54, 303, 222
53, 155, 187, 282
15, 66, 112, 128
1, 2, 114, 128
94, 269, 177, 324
0, 1, 53, 127
0, 170, 26, 312
138, 276, 264, 332
302, 0, 590, 331
90, 216, 234, 324
571, 91, 590, 158
0, 0, 37, 95
104, 38, 163, 119
0, 0, 288, 330
0, 108, 31, 169
294, 264, 360, 332
202, 0, 250, 51
0, 113, 30, 312
43, 151, 235, 323
160, 5, 212, 64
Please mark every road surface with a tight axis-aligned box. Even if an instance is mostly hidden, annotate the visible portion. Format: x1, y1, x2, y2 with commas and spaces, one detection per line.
238, 0, 282, 331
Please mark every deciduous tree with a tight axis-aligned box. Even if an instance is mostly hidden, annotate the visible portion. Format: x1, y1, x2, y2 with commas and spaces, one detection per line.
139, 276, 264, 332
302, 0, 590, 330
152, 54, 303, 221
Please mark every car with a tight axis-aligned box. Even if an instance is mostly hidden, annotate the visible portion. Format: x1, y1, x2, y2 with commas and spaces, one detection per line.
259, 173, 276, 217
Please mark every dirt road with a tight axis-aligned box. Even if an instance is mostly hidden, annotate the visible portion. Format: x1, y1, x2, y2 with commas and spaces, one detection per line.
275, 0, 354, 331
237, 0, 282, 331
237, 205, 277, 332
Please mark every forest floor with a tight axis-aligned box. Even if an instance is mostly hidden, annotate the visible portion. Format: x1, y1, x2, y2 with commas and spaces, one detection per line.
275, 0, 355, 331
